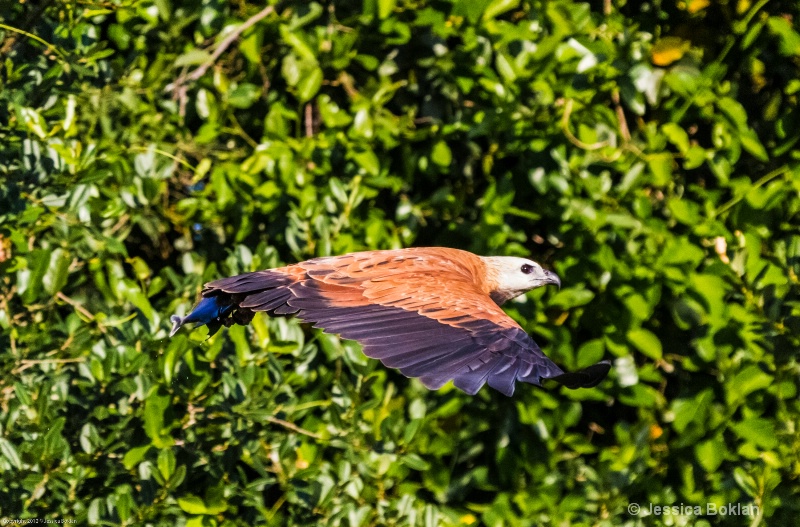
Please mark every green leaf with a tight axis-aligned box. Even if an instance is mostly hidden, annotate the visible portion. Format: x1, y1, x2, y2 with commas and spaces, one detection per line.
731, 418, 777, 449
667, 198, 701, 225
178, 495, 228, 515
431, 141, 452, 167
401, 454, 430, 471
18, 249, 51, 303
19, 107, 49, 139
695, 436, 726, 472
627, 328, 663, 360
733, 467, 758, 498
228, 83, 261, 109
279, 25, 316, 61
178, 496, 209, 515
350, 148, 380, 176
43, 248, 70, 295
576, 339, 605, 369
550, 288, 595, 309
739, 129, 769, 161
144, 389, 174, 448
239, 27, 264, 65
767, 17, 800, 56
0, 438, 22, 469
296, 65, 323, 102
727, 365, 773, 404
483, 0, 520, 21
122, 445, 153, 470
158, 448, 176, 482
647, 154, 673, 186
174, 49, 212, 68
671, 389, 713, 433
377, 0, 396, 19
662, 123, 689, 153
123, 279, 154, 321
14, 382, 33, 407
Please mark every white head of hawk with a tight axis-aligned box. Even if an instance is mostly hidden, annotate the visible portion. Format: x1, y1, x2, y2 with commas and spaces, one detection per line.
481, 256, 561, 305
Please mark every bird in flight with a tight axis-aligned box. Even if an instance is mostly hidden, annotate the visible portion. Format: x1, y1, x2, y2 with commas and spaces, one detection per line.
170, 247, 610, 396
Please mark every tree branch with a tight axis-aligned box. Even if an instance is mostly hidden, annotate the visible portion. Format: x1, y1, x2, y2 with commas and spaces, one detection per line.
166, 5, 275, 93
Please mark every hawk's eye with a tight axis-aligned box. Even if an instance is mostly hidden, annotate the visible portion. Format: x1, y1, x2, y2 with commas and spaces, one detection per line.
521, 264, 534, 274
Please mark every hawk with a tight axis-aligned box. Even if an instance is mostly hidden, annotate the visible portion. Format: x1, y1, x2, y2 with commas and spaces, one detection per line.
170, 247, 610, 396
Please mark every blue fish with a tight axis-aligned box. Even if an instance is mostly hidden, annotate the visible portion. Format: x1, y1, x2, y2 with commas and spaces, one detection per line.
170, 296, 233, 337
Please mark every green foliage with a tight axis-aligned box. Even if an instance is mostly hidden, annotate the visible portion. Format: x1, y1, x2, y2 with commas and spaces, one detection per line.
2, 0, 799, 525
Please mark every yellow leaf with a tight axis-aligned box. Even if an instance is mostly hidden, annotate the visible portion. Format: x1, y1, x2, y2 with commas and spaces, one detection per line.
650, 424, 664, 440
686, 0, 710, 14
651, 37, 689, 66
737, 0, 752, 15
460, 514, 477, 525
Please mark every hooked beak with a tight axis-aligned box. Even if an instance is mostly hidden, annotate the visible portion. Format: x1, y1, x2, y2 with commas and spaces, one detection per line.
544, 270, 561, 289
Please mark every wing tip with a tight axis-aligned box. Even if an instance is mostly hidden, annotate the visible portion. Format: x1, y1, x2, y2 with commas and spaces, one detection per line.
549, 360, 611, 389
417, 376, 450, 391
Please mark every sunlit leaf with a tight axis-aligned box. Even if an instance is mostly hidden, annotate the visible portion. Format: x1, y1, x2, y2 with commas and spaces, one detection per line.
651, 37, 690, 66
